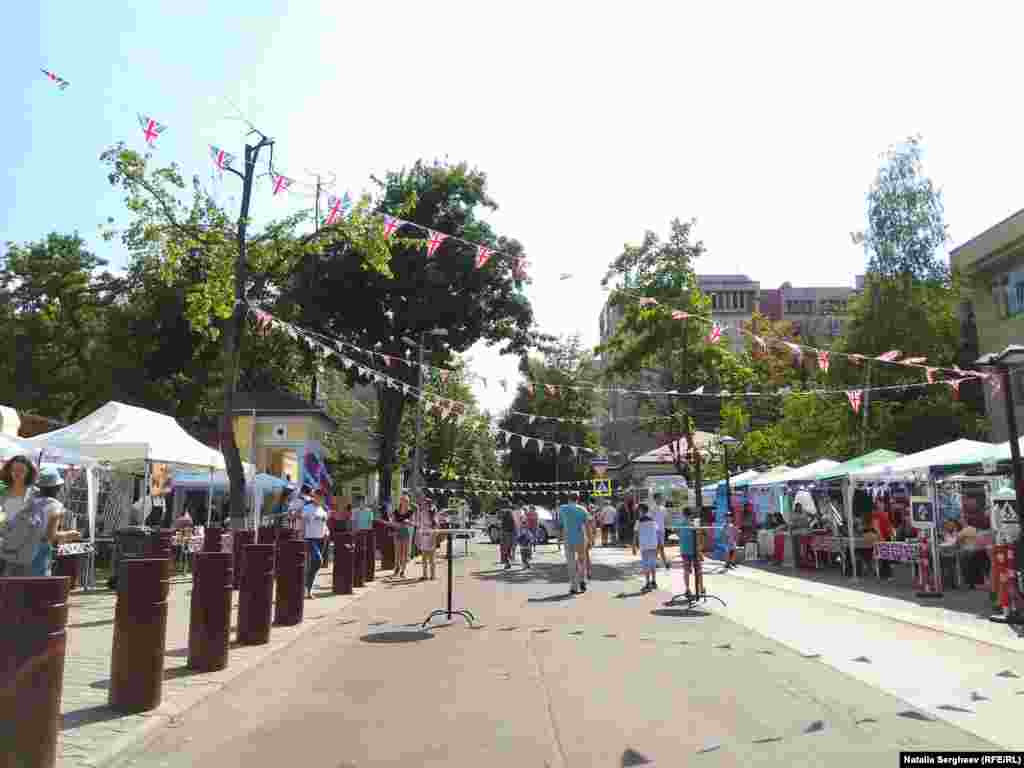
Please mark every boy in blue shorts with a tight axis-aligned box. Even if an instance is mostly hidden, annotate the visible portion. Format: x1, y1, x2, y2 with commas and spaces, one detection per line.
677, 508, 697, 599
632, 504, 659, 591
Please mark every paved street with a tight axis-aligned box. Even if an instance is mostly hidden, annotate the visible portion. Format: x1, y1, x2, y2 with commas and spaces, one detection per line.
104, 541, 1014, 768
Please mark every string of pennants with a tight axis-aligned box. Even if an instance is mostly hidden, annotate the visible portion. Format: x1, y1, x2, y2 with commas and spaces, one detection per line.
609, 286, 988, 384
248, 304, 595, 457
422, 487, 603, 497
114, 107, 531, 284
423, 469, 593, 488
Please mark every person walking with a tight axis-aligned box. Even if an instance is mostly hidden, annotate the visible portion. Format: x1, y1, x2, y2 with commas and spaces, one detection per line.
393, 494, 414, 578
415, 501, 438, 580
1, 464, 79, 577
500, 506, 518, 570
651, 493, 671, 570
559, 493, 589, 595
600, 499, 616, 546
677, 508, 698, 599
633, 504, 659, 591
302, 490, 329, 598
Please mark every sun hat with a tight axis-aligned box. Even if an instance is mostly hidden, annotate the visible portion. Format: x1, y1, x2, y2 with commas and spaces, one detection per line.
37, 467, 65, 488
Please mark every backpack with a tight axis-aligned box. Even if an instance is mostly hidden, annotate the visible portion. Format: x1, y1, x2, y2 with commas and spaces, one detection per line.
1, 497, 55, 566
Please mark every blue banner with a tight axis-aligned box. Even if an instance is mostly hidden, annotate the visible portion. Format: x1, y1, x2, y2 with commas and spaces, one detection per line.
713, 482, 729, 559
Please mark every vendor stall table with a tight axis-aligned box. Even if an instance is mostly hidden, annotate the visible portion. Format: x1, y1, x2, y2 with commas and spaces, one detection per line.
55, 541, 96, 590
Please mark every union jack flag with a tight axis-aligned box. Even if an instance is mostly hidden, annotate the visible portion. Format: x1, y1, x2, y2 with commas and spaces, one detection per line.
137, 114, 166, 146
847, 390, 863, 414
545, 384, 557, 397
209, 146, 235, 172
706, 323, 722, 345
902, 357, 927, 365
425, 229, 448, 258
817, 351, 830, 372
526, 382, 535, 396
512, 256, 528, 283
990, 372, 1004, 398
325, 193, 352, 226
475, 245, 493, 269
671, 310, 690, 321
926, 367, 936, 384
250, 308, 274, 335
382, 214, 403, 239
639, 297, 658, 306
272, 174, 293, 196
875, 350, 902, 362
948, 379, 963, 400
41, 69, 69, 90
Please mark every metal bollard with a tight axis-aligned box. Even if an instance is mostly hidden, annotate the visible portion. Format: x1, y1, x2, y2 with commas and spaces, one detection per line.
375, 520, 396, 572
187, 552, 233, 672
331, 531, 354, 595
237, 544, 274, 645
109, 559, 170, 713
231, 529, 255, 590
0, 576, 71, 768
202, 526, 224, 553
352, 531, 365, 589
273, 540, 306, 627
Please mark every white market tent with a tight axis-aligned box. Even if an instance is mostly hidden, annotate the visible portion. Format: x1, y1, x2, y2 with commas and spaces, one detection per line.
847, 439, 996, 482
749, 460, 838, 487
0, 432, 36, 461
26, 401, 253, 474
702, 469, 762, 498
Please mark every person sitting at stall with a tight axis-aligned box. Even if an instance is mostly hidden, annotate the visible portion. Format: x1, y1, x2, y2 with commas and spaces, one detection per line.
173, 506, 194, 530
958, 519, 987, 590
859, 525, 880, 578
872, 500, 895, 581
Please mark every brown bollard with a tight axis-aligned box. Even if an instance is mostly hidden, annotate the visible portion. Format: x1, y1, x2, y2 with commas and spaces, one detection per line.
109, 559, 170, 713
187, 552, 233, 672
149, 529, 175, 577
352, 531, 365, 589
258, 526, 276, 546
231, 529, 255, 590
277, 527, 296, 543
365, 529, 376, 582
273, 539, 306, 627
375, 520, 396, 572
202, 526, 223, 553
237, 544, 274, 645
331, 531, 354, 595
0, 576, 71, 768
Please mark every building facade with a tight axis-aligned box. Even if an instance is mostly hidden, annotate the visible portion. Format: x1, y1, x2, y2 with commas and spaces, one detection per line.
760, 282, 860, 341
950, 208, 1024, 442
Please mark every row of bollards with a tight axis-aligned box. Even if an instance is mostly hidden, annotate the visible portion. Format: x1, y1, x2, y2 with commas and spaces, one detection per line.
1, 526, 382, 768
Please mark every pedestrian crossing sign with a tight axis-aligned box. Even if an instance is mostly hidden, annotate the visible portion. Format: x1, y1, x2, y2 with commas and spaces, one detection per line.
592, 478, 611, 496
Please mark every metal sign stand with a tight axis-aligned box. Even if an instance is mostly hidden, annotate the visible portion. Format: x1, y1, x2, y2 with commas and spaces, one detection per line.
421, 528, 477, 628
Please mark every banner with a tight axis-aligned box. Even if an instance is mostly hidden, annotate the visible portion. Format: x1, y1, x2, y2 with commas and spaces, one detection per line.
302, 441, 334, 509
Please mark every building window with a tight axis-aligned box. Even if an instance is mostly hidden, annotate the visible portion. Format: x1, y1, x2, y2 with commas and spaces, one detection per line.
829, 317, 842, 336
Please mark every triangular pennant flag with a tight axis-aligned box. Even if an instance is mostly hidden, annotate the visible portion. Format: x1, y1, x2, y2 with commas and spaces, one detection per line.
817, 351, 830, 373
325, 193, 353, 226
752, 334, 767, 353
671, 310, 690, 320
690, 385, 704, 395
138, 114, 167, 146
639, 297, 658, 306
41, 69, 70, 90
847, 390, 863, 414
989, 372, 1003, 399
425, 229, 449, 258
784, 342, 803, 366
440, 370, 450, 384
948, 379, 963, 400
903, 357, 927, 365
210, 145, 235, 172
706, 323, 722, 345
272, 174, 293, 196
382, 214, 403, 239
512, 256, 528, 284
250, 308, 274, 336
475, 245, 493, 269
526, 383, 535, 396
848, 354, 864, 366
926, 367, 936, 384
876, 350, 901, 362
545, 384, 556, 397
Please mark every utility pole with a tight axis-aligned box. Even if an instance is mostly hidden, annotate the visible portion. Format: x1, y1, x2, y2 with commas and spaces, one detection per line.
221, 135, 274, 528
410, 332, 427, 497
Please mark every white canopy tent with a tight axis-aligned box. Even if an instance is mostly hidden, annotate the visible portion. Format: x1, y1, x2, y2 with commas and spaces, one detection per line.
749, 459, 840, 488
847, 439, 996, 483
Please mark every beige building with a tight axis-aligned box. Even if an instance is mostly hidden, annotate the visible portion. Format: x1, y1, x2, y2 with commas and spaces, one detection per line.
950, 208, 1024, 441
761, 282, 859, 341
699, 274, 761, 354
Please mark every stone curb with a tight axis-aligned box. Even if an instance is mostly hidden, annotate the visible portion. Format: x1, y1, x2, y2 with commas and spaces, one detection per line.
95, 576, 384, 768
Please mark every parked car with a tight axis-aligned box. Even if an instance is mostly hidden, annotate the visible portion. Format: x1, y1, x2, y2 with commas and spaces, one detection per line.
484, 506, 560, 546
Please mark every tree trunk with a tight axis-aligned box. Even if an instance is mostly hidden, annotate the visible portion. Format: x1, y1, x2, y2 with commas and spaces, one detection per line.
375, 384, 407, 506
221, 303, 247, 529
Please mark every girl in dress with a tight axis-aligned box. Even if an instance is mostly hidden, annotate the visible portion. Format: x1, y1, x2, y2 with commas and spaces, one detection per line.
416, 500, 438, 580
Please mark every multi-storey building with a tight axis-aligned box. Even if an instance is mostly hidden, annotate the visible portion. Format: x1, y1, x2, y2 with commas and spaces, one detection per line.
950, 207, 1024, 442
759, 281, 861, 341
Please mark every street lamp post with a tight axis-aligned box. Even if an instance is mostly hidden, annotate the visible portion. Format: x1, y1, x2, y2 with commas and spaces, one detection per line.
402, 329, 448, 499
720, 435, 739, 515
977, 345, 1024, 623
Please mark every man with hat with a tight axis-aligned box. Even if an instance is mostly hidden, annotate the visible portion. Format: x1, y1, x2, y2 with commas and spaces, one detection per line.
0, 466, 80, 577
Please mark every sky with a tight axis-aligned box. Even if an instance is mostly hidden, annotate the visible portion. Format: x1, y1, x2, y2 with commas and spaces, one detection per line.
7, 3, 1024, 419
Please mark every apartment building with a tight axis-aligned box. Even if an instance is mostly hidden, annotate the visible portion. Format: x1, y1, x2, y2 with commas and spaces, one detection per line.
950, 207, 1024, 442
760, 282, 860, 341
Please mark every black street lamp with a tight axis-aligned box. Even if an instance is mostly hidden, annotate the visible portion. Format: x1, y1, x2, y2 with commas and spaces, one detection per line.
720, 435, 739, 515
976, 345, 1024, 623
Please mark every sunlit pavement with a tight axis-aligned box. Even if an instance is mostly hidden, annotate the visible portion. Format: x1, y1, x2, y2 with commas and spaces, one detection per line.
111, 542, 1003, 768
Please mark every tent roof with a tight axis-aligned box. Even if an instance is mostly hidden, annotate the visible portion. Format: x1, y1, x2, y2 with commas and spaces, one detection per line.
703, 469, 762, 494
750, 459, 839, 486
849, 438, 996, 480
172, 471, 287, 494
815, 449, 905, 482
27, 401, 252, 474
743, 465, 793, 488
630, 432, 718, 464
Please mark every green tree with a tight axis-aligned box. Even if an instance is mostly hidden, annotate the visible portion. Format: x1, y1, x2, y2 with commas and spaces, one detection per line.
499, 336, 602, 498
301, 160, 546, 503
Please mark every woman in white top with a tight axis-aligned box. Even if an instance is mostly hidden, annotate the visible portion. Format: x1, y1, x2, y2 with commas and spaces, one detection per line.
302, 490, 329, 598
0, 456, 37, 576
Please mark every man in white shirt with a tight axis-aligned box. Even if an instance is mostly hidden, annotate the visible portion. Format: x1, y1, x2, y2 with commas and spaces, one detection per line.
302, 489, 329, 598
652, 493, 671, 570
600, 501, 617, 546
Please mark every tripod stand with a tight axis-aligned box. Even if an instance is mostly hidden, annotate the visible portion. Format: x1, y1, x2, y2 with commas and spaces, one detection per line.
665, 528, 727, 610
421, 529, 476, 628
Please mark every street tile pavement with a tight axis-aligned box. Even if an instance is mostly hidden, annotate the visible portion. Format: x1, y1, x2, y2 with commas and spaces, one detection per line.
57, 566, 382, 768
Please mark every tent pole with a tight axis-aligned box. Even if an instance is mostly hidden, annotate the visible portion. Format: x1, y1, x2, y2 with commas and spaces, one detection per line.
845, 478, 858, 582
142, 460, 151, 527
208, 466, 214, 528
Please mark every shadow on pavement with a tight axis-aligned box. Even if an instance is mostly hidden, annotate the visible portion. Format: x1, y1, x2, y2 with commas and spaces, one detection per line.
360, 630, 434, 644
615, 590, 653, 599
527, 592, 575, 603
650, 608, 710, 618
61, 704, 123, 732
473, 560, 645, 586
622, 747, 655, 766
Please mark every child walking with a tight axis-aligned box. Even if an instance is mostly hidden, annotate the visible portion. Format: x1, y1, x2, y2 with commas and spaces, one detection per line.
632, 504, 659, 591
724, 513, 739, 570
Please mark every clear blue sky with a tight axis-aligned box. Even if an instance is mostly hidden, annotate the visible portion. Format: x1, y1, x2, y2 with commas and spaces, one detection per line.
7, 3, 1024, 415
